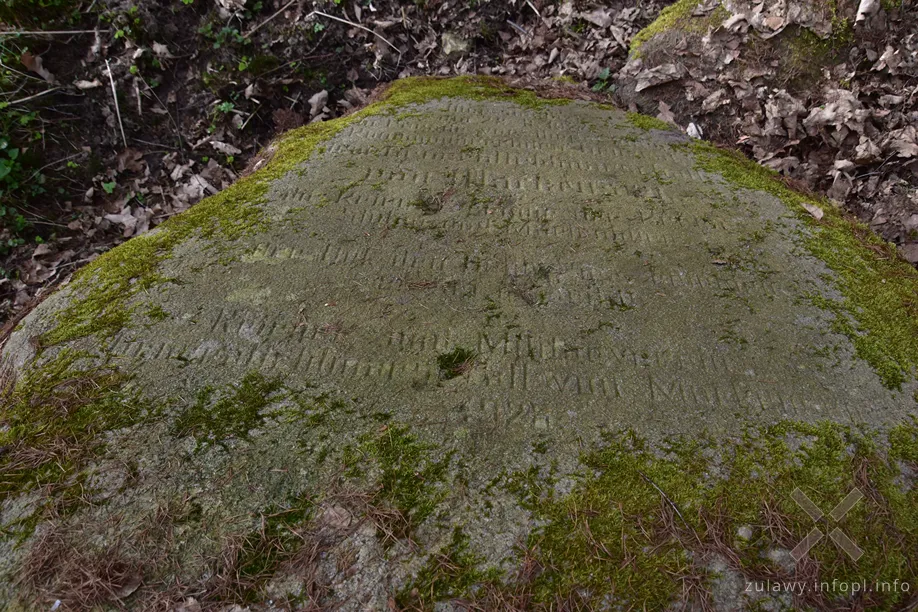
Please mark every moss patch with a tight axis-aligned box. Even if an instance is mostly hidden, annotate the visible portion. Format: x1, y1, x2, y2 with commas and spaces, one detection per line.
210, 494, 316, 603
626, 111, 676, 132
630, 0, 729, 55
687, 141, 918, 389
346, 425, 451, 536
397, 527, 489, 607
516, 423, 916, 608
172, 371, 284, 448
412, 421, 918, 609
0, 350, 147, 499
0, 349, 157, 543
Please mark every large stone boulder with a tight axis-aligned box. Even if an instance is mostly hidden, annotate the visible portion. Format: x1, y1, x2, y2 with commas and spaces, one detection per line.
1, 77, 916, 610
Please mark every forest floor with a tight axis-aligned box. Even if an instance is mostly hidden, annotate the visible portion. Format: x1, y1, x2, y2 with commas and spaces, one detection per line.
0, 0, 916, 330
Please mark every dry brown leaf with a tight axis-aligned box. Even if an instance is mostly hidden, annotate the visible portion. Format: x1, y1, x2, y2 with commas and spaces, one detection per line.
20, 51, 54, 82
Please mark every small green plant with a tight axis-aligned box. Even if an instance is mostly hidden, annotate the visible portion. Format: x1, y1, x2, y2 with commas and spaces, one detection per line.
0, 0, 81, 25
199, 23, 247, 49
0, 108, 43, 255
101, 180, 117, 194
591, 67, 612, 92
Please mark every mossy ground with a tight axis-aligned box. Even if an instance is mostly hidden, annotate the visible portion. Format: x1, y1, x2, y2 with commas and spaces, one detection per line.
393, 422, 918, 610
345, 425, 452, 538
4, 362, 917, 609
0, 350, 147, 499
396, 527, 492, 607
0, 348, 160, 545
626, 111, 676, 132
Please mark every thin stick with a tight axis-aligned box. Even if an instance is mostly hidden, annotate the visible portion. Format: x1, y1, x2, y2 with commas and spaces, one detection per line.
239, 105, 261, 131
0, 29, 109, 35
245, 0, 297, 37
637, 470, 690, 529
311, 10, 400, 54
136, 72, 182, 151
246, 6, 400, 55
105, 60, 127, 148
7, 87, 60, 105
26, 152, 82, 182
0, 61, 44, 82
506, 19, 531, 37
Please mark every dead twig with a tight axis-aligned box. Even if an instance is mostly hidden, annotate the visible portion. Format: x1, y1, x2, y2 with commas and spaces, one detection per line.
0, 30, 109, 36
136, 72, 184, 151
245, 5, 400, 58
638, 470, 692, 533
245, 0, 298, 37
7, 87, 60, 105
105, 60, 127, 148
506, 20, 531, 37
312, 10, 401, 54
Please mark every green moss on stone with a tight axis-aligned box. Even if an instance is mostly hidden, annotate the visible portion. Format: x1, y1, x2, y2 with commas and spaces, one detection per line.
483, 422, 918, 609
145, 304, 169, 322
172, 372, 284, 448
397, 527, 489, 607
630, 0, 729, 55
436, 347, 476, 380
688, 141, 918, 388
223, 494, 315, 603
348, 425, 451, 535
627, 111, 676, 132
379, 75, 570, 111
512, 433, 702, 608
0, 350, 152, 498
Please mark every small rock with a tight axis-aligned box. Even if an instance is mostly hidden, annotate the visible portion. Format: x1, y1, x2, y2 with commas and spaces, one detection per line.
899, 243, 918, 263
736, 525, 753, 540
766, 547, 795, 572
